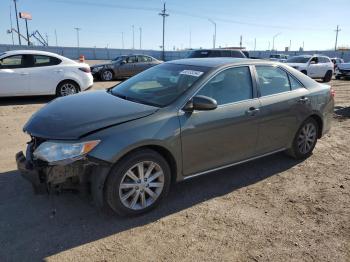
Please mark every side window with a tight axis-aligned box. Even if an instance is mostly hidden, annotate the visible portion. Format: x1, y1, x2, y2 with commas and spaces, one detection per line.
310, 57, 318, 64
0, 55, 23, 69
255, 66, 291, 96
221, 50, 231, 57
319, 57, 330, 63
33, 55, 61, 67
288, 75, 304, 90
127, 56, 137, 63
138, 56, 151, 62
197, 66, 253, 105
231, 50, 244, 58
209, 50, 221, 57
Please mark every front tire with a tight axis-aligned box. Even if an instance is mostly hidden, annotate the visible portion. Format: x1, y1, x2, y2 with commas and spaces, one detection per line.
323, 70, 333, 82
105, 149, 171, 216
287, 118, 319, 159
56, 81, 79, 97
101, 70, 114, 81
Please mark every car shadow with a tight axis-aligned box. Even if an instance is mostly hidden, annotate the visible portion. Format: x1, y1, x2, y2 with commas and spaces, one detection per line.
334, 106, 350, 118
0, 152, 302, 260
0, 96, 54, 106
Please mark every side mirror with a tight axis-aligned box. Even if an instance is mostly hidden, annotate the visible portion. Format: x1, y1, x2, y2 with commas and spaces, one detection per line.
310, 60, 316, 65
120, 60, 126, 65
183, 95, 217, 112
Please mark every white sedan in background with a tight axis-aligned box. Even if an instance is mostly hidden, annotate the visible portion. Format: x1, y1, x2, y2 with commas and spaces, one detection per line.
0, 50, 93, 97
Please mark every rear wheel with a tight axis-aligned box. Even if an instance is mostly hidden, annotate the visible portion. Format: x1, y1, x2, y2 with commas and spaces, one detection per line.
56, 81, 79, 97
105, 149, 171, 216
101, 70, 114, 81
323, 70, 333, 82
287, 118, 319, 159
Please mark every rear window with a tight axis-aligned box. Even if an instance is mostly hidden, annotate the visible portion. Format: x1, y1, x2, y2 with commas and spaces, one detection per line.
188, 50, 245, 58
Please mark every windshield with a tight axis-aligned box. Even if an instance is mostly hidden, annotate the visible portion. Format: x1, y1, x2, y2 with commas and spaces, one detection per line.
270, 55, 281, 58
188, 50, 212, 58
111, 63, 210, 107
112, 56, 124, 62
286, 56, 310, 63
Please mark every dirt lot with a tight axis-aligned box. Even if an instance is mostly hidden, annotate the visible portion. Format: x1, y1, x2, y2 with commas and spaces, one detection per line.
0, 77, 349, 262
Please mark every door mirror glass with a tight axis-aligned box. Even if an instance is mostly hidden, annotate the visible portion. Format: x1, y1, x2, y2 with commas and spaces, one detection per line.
184, 95, 217, 111
120, 60, 126, 65
310, 60, 316, 64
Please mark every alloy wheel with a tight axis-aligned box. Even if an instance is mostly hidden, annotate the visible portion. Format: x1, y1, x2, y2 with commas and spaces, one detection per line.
297, 122, 317, 154
102, 70, 113, 81
119, 161, 165, 210
60, 83, 77, 96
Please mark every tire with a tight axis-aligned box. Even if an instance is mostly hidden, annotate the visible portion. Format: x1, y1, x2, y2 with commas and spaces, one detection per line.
101, 70, 114, 81
56, 81, 79, 97
301, 70, 307, 75
105, 149, 171, 216
323, 70, 333, 82
287, 118, 319, 159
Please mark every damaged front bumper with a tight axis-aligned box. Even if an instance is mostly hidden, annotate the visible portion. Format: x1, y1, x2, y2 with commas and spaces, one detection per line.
16, 149, 109, 195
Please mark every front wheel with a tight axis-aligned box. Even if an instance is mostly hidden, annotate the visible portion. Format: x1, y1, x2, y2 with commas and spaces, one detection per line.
287, 118, 319, 159
105, 149, 171, 216
101, 70, 114, 81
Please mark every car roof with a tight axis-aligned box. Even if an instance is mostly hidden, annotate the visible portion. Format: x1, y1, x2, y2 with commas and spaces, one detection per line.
168, 58, 271, 68
0, 50, 71, 61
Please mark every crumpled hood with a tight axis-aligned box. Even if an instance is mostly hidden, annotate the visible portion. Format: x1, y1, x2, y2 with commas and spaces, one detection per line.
338, 63, 350, 70
24, 91, 158, 140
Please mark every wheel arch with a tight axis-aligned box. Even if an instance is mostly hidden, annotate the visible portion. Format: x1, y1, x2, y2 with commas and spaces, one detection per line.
308, 114, 323, 138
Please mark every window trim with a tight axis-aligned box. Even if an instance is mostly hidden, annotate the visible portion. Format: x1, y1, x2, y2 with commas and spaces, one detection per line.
180, 64, 258, 109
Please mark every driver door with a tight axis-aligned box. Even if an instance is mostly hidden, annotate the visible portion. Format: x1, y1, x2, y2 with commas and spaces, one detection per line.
118, 56, 137, 77
0, 54, 31, 96
179, 66, 260, 176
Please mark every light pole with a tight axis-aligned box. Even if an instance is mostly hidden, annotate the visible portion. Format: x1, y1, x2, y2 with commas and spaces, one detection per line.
272, 33, 281, 51
334, 25, 341, 51
132, 25, 135, 49
13, 0, 21, 45
139, 27, 142, 49
159, 2, 169, 61
208, 19, 216, 48
74, 27, 81, 56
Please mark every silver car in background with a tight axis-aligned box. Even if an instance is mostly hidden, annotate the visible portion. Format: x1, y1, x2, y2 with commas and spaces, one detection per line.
91, 54, 162, 81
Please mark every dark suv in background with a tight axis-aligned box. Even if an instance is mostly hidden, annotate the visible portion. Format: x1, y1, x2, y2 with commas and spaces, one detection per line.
187, 49, 247, 58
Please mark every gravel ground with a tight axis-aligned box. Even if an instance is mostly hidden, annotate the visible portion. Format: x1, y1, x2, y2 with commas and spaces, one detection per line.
0, 75, 349, 261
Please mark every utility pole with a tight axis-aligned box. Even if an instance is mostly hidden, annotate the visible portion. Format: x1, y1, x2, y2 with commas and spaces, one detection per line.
289, 39, 291, 51
239, 35, 242, 48
45, 33, 49, 46
121, 32, 124, 49
55, 29, 58, 47
272, 32, 281, 51
334, 25, 341, 51
13, 0, 21, 45
189, 29, 192, 49
254, 38, 256, 51
208, 19, 216, 48
159, 2, 169, 61
132, 25, 135, 49
9, 5, 14, 45
74, 27, 81, 56
139, 27, 142, 49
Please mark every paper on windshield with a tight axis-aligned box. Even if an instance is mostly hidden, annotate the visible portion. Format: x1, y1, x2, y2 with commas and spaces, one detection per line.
180, 70, 204, 77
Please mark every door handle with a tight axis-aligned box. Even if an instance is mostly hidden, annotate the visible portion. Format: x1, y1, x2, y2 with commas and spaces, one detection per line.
246, 107, 260, 116
20, 72, 29, 76
298, 96, 309, 103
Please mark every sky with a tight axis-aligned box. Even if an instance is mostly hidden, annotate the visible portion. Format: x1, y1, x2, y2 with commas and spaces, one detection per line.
0, 0, 349, 51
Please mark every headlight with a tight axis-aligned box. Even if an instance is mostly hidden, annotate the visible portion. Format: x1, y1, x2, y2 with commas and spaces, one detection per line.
33, 140, 100, 164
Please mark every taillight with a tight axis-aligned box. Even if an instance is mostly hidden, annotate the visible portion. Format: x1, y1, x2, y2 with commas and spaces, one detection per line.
79, 67, 91, 73
330, 87, 335, 98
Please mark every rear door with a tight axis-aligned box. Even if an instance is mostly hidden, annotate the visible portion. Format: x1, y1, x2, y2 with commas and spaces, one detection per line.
179, 66, 260, 176
254, 65, 311, 154
0, 54, 30, 96
27, 55, 63, 95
